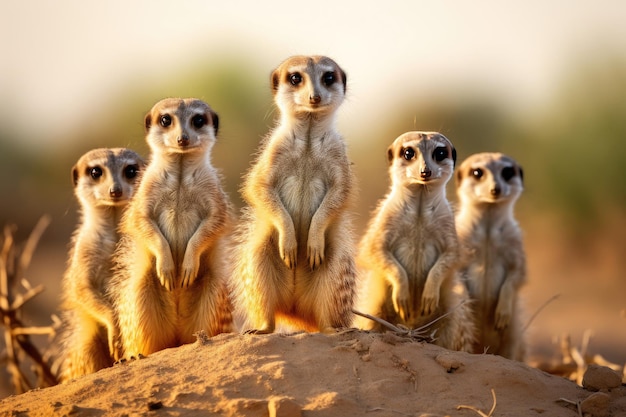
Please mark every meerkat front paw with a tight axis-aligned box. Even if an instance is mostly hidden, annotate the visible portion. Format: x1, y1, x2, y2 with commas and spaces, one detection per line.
279, 230, 298, 269
307, 232, 325, 269
391, 283, 411, 321
180, 250, 200, 288
155, 251, 176, 291
495, 298, 512, 330
420, 279, 440, 316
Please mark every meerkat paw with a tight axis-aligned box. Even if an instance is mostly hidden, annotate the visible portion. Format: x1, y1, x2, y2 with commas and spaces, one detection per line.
279, 231, 298, 269
391, 285, 411, 321
420, 280, 440, 316
155, 251, 176, 291
180, 251, 200, 288
307, 233, 325, 269
495, 299, 512, 330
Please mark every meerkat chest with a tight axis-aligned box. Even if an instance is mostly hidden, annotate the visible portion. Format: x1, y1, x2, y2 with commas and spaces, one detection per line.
150, 168, 213, 243
388, 199, 450, 278
274, 139, 337, 216
464, 222, 513, 289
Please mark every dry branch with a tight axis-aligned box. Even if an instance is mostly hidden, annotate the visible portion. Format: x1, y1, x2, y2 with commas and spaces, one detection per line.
0, 216, 58, 394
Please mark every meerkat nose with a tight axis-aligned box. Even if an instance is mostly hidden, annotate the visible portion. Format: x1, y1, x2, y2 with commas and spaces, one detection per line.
420, 168, 432, 179
491, 185, 501, 197
178, 134, 190, 147
309, 94, 321, 104
110, 186, 123, 198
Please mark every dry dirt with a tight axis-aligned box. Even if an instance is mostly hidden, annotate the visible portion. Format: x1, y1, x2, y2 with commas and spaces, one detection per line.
1, 330, 625, 417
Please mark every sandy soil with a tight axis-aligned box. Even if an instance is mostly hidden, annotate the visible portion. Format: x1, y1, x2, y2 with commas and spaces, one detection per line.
1, 331, 624, 417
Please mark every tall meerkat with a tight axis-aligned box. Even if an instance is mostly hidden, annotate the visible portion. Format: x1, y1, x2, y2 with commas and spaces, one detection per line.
58, 148, 144, 381
354, 132, 474, 352
455, 152, 526, 360
111, 98, 233, 358
230, 55, 357, 333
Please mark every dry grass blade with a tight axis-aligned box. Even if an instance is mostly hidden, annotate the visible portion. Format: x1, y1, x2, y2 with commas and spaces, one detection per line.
457, 388, 497, 417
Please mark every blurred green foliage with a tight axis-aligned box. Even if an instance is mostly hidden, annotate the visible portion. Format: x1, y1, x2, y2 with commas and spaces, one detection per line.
1, 51, 625, 244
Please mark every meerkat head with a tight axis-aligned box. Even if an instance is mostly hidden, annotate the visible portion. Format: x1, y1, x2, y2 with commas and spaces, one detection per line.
144, 98, 219, 155
456, 152, 524, 205
270, 55, 347, 116
71, 148, 144, 208
387, 131, 457, 189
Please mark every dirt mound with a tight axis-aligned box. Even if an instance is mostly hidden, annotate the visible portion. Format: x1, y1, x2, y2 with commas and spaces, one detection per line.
2, 331, 624, 416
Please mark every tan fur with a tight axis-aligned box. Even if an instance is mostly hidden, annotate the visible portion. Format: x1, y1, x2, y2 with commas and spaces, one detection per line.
455, 152, 526, 360
354, 132, 474, 352
230, 55, 357, 333
58, 148, 144, 381
111, 98, 233, 358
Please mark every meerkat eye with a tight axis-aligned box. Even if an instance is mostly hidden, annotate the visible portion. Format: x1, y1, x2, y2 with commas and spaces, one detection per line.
192, 114, 207, 129
124, 165, 139, 179
501, 166, 515, 181
160, 114, 172, 127
471, 168, 484, 179
289, 73, 302, 86
322, 71, 335, 86
402, 147, 416, 161
433, 147, 449, 162
89, 166, 103, 180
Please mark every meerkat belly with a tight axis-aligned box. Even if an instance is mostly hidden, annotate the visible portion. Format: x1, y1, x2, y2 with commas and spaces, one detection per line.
279, 174, 326, 240
392, 216, 439, 298
157, 197, 205, 263
469, 243, 507, 314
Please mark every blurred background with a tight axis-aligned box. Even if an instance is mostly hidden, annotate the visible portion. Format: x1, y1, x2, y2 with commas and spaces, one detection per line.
1, 0, 625, 395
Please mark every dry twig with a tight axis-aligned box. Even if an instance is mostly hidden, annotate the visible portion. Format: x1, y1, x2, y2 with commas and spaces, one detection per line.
0, 216, 57, 393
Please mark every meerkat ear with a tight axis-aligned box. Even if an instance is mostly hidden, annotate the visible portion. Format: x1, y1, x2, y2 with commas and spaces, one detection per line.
339, 68, 347, 94
518, 165, 524, 184
144, 112, 152, 132
271, 70, 281, 95
451, 147, 457, 167
210, 110, 219, 136
71, 165, 80, 188
386, 145, 395, 165
455, 166, 463, 186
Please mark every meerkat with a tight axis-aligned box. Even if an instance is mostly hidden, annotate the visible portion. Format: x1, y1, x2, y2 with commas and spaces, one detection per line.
229, 55, 357, 334
455, 152, 526, 360
58, 147, 144, 382
354, 132, 474, 352
111, 98, 233, 358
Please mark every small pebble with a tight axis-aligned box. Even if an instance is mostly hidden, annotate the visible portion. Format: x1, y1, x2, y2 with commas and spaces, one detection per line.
582, 365, 622, 391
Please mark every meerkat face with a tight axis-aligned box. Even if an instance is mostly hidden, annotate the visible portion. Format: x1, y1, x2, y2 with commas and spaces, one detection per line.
456, 152, 524, 204
72, 148, 144, 208
144, 98, 219, 154
387, 132, 457, 188
271, 55, 347, 115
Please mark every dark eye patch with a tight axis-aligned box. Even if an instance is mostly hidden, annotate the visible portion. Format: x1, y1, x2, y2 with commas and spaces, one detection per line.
502, 166, 515, 181
289, 73, 302, 86
322, 71, 335, 86
433, 146, 449, 162
89, 166, 103, 180
471, 168, 483, 179
124, 164, 139, 179
160, 114, 172, 127
192, 114, 207, 129
402, 147, 416, 161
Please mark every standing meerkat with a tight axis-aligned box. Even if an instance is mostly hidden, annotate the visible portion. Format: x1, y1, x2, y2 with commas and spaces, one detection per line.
58, 148, 144, 381
230, 55, 357, 333
455, 152, 526, 360
111, 98, 233, 358
354, 132, 474, 352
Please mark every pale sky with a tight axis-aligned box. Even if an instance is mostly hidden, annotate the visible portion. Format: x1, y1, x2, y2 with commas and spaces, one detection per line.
2, 0, 626, 146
